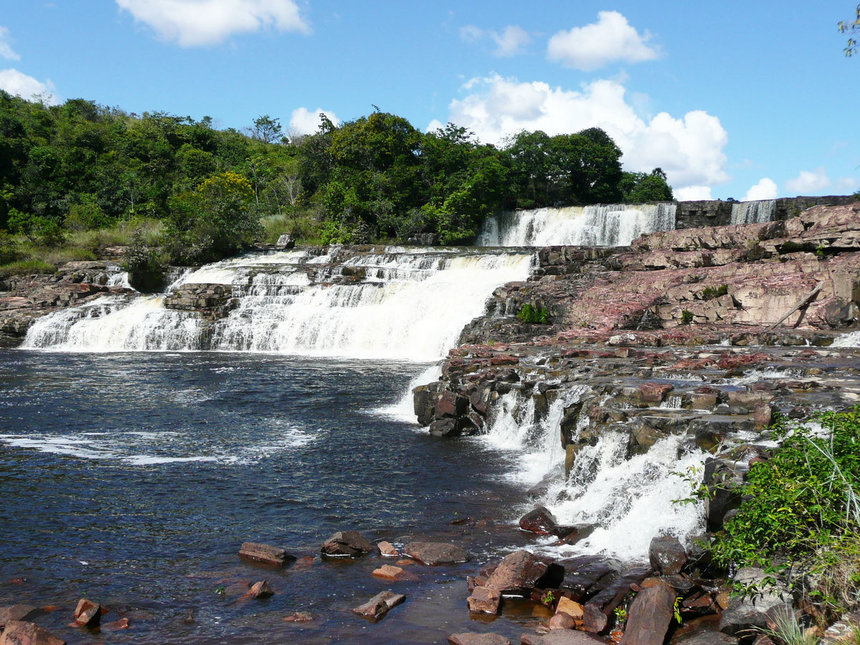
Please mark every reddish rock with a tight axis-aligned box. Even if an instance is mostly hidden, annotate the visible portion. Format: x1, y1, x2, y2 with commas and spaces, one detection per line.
403, 542, 469, 565
639, 382, 674, 403
241, 580, 274, 600
556, 597, 584, 622
321, 531, 375, 557
0, 621, 65, 645
352, 590, 405, 622
620, 582, 676, 645
521, 630, 605, 644
484, 550, 564, 594
753, 403, 773, 429
283, 612, 313, 623
549, 612, 577, 630
72, 598, 100, 628
102, 617, 130, 631
490, 355, 519, 366
377, 541, 399, 557
0, 606, 42, 628
238, 542, 294, 567
448, 633, 511, 645
519, 505, 560, 535
582, 602, 608, 633
467, 587, 501, 614
372, 565, 404, 580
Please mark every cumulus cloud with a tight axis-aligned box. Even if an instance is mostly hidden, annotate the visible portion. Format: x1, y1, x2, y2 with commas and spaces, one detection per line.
547, 11, 659, 71
289, 107, 340, 136
0, 26, 20, 61
115, 0, 310, 47
459, 24, 530, 57
675, 186, 712, 201
834, 176, 859, 193
744, 177, 778, 201
785, 167, 831, 194
444, 75, 728, 194
0, 68, 59, 105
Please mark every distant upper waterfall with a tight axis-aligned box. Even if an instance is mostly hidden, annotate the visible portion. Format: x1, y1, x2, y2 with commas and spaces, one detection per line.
22, 247, 533, 361
730, 199, 776, 225
477, 203, 677, 247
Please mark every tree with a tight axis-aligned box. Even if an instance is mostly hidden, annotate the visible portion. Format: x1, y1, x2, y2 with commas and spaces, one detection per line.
621, 168, 674, 203
248, 114, 283, 144
839, 4, 860, 56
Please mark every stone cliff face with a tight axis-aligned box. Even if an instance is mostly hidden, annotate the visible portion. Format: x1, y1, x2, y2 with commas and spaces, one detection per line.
414, 203, 860, 538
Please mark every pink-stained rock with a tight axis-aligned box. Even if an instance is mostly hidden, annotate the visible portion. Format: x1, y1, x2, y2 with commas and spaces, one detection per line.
372, 565, 404, 580
241, 580, 274, 600
238, 542, 294, 567
377, 541, 399, 557
467, 587, 501, 614
0, 620, 65, 645
639, 382, 674, 404
351, 590, 405, 622
72, 598, 100, 628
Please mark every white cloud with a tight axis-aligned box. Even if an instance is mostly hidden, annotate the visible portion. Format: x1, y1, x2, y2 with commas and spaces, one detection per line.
0, 26, 20, 61
547, 11, 659, 71
115, 0, 310, 47
460, 24, 530, 57
834, 176, 859, 193
675, 186, 712, 201
785, 167, 831, 194
744, 177, 778, 201
445, 75, 728, 194
490, 26, 530, 57
289, 107, 340, 135
0, 68, 59, 105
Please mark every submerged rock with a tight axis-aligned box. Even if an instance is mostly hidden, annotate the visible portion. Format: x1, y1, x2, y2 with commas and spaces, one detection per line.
239, 542, 295, 567
403, 542, 469, 565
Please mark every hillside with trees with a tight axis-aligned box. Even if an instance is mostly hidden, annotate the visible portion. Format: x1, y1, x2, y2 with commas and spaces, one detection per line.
0, 91, 673, 275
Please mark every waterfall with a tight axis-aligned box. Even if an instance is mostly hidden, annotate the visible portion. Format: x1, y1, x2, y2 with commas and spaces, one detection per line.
832, 331, 860, 348
477, 203, 677, 247
478, 386, 706, 561
22, 248, 533, 362
730, 199, 776, 225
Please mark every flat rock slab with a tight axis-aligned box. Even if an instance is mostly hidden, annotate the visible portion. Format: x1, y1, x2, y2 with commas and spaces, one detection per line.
239, 542, 295, 567
620, 582, 676, 645
321, 531, 375, 557
467, 587, 501, 614
0, 620, 66, 645
377, 541, 399, 557
521, 630, 605, 645
372, 565, 405, 580
352, 590, 405, 622
0, 605, 42, 628
403, 541, 469, 565
673, 630, 739, 645
448, 633, 512, 645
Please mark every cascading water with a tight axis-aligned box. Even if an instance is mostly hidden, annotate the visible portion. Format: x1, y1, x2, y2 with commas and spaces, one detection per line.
730, 199, 776, 225
477, 203, 677, 247
478, 385, 707, 561
22, 247, 533, 362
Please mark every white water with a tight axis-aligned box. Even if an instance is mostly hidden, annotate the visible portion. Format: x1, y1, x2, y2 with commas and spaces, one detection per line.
477, 203, 677, 247
478, 387, 706, 561
731, 199, 776, 225
832, 330, 860, 348
23, 248, 533, 361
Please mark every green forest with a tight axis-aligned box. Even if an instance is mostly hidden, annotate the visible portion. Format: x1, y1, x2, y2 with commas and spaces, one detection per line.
0, 90, 673, 276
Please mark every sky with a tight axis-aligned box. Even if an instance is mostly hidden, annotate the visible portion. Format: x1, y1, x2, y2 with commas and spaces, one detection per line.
0, 1, 858, 201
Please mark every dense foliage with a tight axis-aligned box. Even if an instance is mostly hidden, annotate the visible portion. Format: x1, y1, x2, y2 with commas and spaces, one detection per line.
711, 408, 860, 620
0, 91, 674, 265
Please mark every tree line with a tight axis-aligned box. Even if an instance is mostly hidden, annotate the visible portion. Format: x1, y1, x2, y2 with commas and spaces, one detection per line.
0, 91, 673, 265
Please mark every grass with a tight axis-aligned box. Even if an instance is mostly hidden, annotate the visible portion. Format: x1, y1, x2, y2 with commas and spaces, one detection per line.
760, 607, 818, 645
0, 258, 57, 278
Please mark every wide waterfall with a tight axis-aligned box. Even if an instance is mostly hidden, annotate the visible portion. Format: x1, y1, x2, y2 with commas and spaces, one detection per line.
730, 199, 776, 224
477, 203, 677, 247
22, 247, 533, 362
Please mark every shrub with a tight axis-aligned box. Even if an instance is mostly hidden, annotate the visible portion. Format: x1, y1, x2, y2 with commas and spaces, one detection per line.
681, 310, 694, 324
124, 229, 166, 293
517, 303, 549, 324
701, 284, 728, 300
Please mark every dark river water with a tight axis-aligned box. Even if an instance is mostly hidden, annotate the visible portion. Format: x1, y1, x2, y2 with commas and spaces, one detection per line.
0, 351, 541, 644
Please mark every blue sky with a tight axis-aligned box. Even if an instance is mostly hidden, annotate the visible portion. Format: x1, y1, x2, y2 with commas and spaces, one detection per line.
1, 1, 858, 201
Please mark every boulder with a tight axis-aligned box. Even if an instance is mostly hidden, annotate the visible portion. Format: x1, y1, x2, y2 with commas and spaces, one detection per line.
484, 550, 564, 595
72, 598, 100, 628
239, 542, 295, 567
649, 536, 688, 575
640, 382, 674, 404
519, 505, 560, 536
321, 530, 375, 557
521, 631, 605, 645
0, 606, 42, 629
718, 568, 792, 635
673, 631, 739, 645
753, 403, 772, 430
549, 612, 577, 630
620, 582, 677, 645
275, 234, 295, 250
582, 602, 608, 633
448, 633, 511, 645
351, 590, 405, 622
555, 597, 584, 623
467, 587, 501, 614
0, 621, 65, 645
403, 542, 469, 565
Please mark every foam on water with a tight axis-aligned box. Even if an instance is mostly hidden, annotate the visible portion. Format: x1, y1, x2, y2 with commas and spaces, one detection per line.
832, 331, 860, 348
477, 203, 676, 247
373, 363, 442, 423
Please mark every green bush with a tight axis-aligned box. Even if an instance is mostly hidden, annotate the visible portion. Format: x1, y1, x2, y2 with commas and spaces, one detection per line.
517, 303, 549, 324
124, 228, 166, 293
681, 310, 694, 324
701, 284, 728, 300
